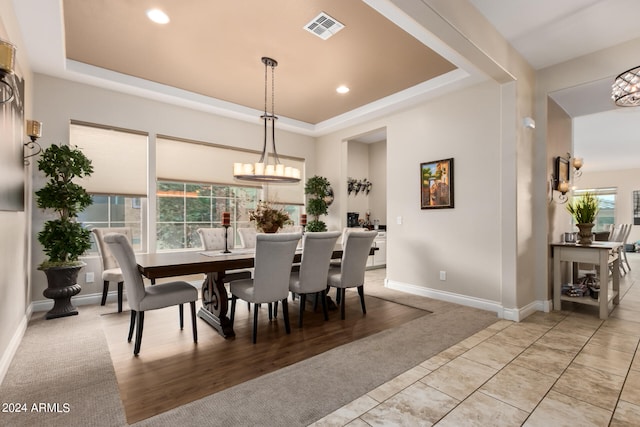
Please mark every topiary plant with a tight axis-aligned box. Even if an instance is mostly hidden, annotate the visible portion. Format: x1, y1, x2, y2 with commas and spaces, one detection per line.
304, 175, 332, 232
36, 144, 94, 268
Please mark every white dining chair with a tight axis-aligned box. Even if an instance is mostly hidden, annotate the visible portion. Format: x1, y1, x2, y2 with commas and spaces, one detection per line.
289, 231, 341, 327
104, 232, 199, 356
197, 227, 252, 282
92, 227, 133, 312
327, 230, 377, 320
229, 232, 301, 343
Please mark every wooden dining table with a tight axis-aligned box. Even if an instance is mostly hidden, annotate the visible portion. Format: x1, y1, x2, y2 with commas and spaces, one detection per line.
135, 245, 355, 338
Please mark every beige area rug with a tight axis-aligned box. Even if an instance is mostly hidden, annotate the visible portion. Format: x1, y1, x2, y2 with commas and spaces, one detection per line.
0, 270, 498, 427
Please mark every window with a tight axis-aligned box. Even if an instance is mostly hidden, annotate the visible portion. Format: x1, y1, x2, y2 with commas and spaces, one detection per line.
156, 181, 259, 250
78, 195, 145, 253
573, 188, 616, 232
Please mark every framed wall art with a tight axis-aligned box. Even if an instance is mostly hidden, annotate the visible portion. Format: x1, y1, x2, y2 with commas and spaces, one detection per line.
420, 158, 454, 209
554, 156, 570, 190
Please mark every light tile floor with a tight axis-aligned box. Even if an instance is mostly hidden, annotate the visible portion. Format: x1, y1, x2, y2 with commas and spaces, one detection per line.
311, 253, 640, 426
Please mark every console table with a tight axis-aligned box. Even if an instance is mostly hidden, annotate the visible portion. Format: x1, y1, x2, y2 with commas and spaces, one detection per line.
551, 241, 622, 319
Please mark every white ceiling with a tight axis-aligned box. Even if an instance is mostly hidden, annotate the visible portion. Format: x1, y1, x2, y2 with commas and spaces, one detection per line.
471, 0, 640, 172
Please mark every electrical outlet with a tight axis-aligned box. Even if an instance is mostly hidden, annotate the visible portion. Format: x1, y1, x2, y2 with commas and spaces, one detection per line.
85, 272, 95, 283
439, 271, 446, 281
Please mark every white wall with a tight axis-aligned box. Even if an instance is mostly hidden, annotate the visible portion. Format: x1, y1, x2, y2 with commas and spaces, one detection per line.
369, 140, 387, 226
575, 168, 640, 244
347, 141, 370, 221
30, 74, 316, 305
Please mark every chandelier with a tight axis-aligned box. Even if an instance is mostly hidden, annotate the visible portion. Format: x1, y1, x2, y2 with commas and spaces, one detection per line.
233, 57, 301, 183
612, 66, 640, 107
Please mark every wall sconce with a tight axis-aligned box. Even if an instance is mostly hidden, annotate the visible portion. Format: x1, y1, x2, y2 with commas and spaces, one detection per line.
0, 39, 16, 104
24, 120, 42, 165
572, 156, 583, 178
549, 174, 569, 204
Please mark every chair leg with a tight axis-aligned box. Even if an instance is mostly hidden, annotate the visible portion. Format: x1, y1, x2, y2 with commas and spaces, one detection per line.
117, 282, 124, 313
101, 280, 109, 306
321, 289, 329, 321
274, 301, 278, 318
268, 303, 273, 320
253, 303, 259, 344
340, 288, 346, 320
127, 310, 136, 342
134, 311, 144, 356
357, 285, 367, 315
298, 294, 306, 328
179, 304, 184, 330
230, 295, 237, 326
282, 298, 291, 334
190, 301, 198, 343
336, 287, 341, 304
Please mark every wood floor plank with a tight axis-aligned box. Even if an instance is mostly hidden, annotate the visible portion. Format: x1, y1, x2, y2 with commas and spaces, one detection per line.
101, 290, 428, 423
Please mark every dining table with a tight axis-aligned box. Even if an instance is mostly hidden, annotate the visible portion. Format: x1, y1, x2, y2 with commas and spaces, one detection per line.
135, 244, 366, 338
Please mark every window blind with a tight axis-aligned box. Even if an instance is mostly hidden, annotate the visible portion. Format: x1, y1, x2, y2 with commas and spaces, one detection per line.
156, 137, 304, 204
70, 123, 148, 196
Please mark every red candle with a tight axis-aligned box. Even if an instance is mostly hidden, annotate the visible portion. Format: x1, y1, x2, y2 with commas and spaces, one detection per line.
222, 212, 231, 226
300, 214, 307, 226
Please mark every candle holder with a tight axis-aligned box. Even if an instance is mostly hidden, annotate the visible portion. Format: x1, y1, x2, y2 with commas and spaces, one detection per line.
222, 225, 231, 253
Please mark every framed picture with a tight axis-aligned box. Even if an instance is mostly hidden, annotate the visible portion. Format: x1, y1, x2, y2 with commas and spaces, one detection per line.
554, 156, 570, 190
420, 158, 454, 209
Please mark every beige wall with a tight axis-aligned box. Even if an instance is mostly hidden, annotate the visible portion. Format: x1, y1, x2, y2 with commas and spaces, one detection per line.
0, 0, 33, 383
30, 74, 317, 306
369, 140, 387, 226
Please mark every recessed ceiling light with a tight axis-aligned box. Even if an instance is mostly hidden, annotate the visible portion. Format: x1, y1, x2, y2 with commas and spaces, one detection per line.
336, 85, 350, 94
147, 9, 170, 24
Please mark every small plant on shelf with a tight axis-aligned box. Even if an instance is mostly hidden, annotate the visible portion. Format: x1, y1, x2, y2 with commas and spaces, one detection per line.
566, 192, 599, 225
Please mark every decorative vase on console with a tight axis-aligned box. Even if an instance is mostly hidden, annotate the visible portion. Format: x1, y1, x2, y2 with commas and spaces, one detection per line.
566, 192, 599, 245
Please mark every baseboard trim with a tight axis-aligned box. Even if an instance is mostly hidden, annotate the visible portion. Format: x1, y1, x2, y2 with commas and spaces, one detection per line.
31, 291, 125, 312
384, 279, 546, 322
0, 305, 32, 386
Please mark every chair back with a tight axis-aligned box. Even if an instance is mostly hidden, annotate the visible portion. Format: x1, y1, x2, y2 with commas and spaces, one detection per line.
238, 227, 258, 248
197, 227, 233, 250
253, 233, 301, 302
92, 227, 133, 270
279, 225, 304, 234
339, 230, 377, 287
103, 233, 146, 311
297, 231, 341, 293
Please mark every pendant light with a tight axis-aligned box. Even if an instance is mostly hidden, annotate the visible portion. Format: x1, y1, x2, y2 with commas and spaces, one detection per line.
233, 57, 301, 183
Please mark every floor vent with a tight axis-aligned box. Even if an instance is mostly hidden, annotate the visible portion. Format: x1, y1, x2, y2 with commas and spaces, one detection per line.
304, 12, 344, 40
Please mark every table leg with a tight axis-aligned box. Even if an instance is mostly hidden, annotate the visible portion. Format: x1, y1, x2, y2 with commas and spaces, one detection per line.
553, 248, 562, 311
599, 249, 609, 320
612, 249, 620, 306
197, 271, 235, 338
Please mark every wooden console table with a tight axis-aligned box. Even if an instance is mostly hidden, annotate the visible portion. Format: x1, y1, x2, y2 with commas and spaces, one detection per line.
551, 241, 622, 319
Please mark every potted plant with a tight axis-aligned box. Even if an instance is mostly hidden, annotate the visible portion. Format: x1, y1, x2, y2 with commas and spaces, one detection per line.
566, 192, 599, 245
249, 201, 292, 233
36, 144, 93, 319
305, 175, 332, 232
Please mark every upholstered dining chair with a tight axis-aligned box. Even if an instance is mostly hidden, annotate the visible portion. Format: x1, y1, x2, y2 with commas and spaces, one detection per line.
327, 230, 377, 320
237, 227, 258, 249
289, 231, 341, 327
92, 227, 133, 312
104, 233, 198, 356
229, 232, 301, 343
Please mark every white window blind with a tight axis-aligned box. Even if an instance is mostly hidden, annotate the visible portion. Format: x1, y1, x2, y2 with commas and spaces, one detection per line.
156, 137, 304, 204
70, 123, 148, 196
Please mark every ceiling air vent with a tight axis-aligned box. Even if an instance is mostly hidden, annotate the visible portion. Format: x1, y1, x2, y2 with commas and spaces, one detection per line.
304, 12, 344, 40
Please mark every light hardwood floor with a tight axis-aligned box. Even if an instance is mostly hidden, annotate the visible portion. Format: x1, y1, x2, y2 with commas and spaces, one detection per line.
101, 278, 427, 424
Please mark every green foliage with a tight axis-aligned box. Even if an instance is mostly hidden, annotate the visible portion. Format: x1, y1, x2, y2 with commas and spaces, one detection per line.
566, 192, 599, 224
304, 175, 332, 232
306, 220, 327, 232
36, 144, 93, 267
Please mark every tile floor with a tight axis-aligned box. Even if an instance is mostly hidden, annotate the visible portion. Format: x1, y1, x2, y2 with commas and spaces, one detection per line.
311, 253, 640, 427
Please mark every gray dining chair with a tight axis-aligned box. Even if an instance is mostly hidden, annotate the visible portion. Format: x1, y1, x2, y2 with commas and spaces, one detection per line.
229, 232, 301, 343
104, 232, 198, 356
327, 230, 377, 320
289, 231, 341, 327
197, 227, 253, 282
92, 227, 133, 312
237, 227, 258, 248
